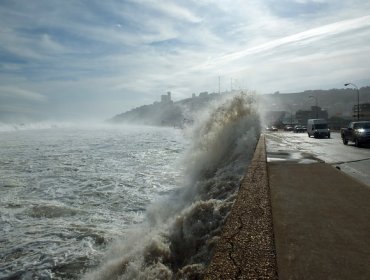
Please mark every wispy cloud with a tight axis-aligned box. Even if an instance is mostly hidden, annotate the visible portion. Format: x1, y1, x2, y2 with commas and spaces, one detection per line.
0, 0, 370, 120
137, 0, 202, 23
194, 14, 370, 70
0, 86, 47, 102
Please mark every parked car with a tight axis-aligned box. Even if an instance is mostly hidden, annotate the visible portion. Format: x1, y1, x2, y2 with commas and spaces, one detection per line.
284, 125, 294, 131
270, 126, 278, 131
265, 125, 278, 131
307, 119, 330, 138
293, 125, 306, 133
341, 121, 370, 147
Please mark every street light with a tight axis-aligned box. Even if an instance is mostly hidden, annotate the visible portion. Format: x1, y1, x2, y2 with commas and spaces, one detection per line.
309, 95, 318, 118
344, 83, 360, 121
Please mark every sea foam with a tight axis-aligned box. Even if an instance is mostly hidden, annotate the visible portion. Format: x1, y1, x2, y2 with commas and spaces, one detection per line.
84, 93, 261, 279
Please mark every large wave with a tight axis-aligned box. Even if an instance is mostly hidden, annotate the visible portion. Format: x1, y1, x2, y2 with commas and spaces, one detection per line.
83, 93, 261, 279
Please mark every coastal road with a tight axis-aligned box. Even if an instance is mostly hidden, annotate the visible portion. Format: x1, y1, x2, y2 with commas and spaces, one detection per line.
265, 131, 370, 186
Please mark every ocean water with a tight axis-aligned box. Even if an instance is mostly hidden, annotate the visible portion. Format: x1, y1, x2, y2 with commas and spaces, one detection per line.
0, 124, 185, 279
0, 94, 260, 279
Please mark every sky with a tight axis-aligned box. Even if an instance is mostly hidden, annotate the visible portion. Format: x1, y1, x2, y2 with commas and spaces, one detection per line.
1, 0, 370, 122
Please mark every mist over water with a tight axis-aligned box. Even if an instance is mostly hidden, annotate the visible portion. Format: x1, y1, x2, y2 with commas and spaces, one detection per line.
84, 93, 260, 279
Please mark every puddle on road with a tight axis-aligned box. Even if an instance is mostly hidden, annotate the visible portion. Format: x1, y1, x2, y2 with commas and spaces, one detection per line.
267, 150, 322, 164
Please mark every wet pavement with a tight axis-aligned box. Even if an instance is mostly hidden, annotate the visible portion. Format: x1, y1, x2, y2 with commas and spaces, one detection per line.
265, 131, 370, 186
205, 133, 370, 279
267, 150, 321, 164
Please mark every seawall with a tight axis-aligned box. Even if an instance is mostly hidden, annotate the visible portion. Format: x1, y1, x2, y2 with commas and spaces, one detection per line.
204, 135, 278, 279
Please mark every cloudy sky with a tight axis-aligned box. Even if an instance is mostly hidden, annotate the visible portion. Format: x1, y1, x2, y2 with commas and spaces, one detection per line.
1, 0, 370, 121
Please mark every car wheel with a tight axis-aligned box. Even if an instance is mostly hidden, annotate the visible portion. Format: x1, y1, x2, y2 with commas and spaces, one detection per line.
355, 138, 361, 147
328, 133, 330, 139
343, 138, 348, 145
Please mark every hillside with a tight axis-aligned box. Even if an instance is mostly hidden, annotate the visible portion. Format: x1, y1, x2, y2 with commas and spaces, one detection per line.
109, 92, 222, 127
109, 87, 370, 127
259, 87, 370, 117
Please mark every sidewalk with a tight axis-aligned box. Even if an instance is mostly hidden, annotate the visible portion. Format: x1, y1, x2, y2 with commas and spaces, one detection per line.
269, 162, 370, 280
205, 135, 370, 279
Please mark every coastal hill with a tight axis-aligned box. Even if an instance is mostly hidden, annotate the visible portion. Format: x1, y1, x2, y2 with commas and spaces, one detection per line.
259, 86, 370, 117
109, 87, 370, 127
109, 91, 222, 127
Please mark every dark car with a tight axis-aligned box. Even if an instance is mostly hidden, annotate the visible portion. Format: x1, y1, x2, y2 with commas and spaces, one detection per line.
294, 125, 306, 133
341, 121, 370, 147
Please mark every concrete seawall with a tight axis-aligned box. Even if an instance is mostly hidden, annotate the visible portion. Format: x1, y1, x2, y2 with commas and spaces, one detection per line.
204, 135, 278, 279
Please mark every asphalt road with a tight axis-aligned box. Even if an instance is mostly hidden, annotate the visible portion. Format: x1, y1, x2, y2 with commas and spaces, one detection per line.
265, 131, 370, 187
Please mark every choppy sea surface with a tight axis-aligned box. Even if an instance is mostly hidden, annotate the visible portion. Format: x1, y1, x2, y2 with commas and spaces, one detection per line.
1, 94, 260, 279
0, 124, 185, 279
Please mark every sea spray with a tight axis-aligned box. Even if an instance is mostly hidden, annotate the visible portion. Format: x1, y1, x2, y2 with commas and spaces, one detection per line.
83, 93, 261, 279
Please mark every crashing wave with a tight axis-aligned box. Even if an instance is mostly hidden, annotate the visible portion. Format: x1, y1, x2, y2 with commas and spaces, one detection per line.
84, 92, 261, 279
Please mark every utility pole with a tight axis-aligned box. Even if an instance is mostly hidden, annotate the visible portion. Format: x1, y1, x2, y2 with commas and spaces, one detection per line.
344, 83, 360, 121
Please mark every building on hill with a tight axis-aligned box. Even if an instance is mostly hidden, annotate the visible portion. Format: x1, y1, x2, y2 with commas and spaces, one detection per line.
199, 91, 209, 98
295, 106, 328, 125
161, 92, 172, 104
353, 103, 370, 120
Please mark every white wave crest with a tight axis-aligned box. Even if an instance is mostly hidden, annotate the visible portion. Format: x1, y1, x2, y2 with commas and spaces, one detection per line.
83, 92, 261, 279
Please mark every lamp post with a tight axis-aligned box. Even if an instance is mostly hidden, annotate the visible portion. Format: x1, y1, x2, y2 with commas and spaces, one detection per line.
344, 83, 360, 121
309, 95, 318, 118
